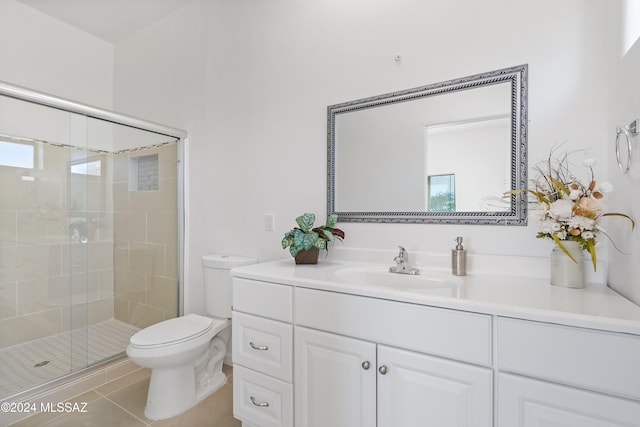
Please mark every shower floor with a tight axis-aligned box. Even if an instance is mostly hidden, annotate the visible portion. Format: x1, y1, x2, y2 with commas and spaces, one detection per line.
0, 318, 140, 399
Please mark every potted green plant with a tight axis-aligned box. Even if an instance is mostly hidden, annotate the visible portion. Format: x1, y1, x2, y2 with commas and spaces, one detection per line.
281, 213, 345, 264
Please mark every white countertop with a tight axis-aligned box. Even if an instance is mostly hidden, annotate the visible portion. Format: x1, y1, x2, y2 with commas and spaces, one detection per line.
231, 258, 640, 335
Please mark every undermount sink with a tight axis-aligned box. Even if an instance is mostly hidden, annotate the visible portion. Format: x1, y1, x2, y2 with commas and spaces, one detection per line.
333, 265, 460, 292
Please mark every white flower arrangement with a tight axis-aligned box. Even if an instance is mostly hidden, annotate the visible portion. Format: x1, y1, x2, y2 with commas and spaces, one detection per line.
510, 147, 634, 271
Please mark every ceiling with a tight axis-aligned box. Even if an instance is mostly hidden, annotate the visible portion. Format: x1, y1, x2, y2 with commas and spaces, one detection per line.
18, 0, 196, 44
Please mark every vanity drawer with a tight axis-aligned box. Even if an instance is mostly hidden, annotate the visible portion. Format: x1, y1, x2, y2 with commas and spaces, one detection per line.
295, 287, 492, 366
233, 364, 293, 427
498, 317, 640, 400
233, 311, 293, 381
233, 278, 293, 322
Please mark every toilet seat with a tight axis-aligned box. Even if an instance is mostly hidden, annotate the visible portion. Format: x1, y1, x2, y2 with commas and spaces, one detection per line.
129, 313, 224, 349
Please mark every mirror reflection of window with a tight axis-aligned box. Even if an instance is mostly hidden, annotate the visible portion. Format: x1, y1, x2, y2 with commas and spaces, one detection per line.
0, 139, 34, 169
424, 116, 510, 211
428, 174, 455, 211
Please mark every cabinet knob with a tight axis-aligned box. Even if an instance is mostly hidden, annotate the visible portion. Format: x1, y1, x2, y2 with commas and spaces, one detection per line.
250, 396, 270, 407
249, 342, 269, 351
362, 361, 371, 370
378, 365, 388, 375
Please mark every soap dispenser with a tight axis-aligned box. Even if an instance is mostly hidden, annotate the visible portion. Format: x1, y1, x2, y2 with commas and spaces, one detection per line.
452, 237, 466, 276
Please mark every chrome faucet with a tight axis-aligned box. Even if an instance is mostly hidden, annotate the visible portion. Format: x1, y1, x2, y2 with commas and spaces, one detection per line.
389, 246, 420, 275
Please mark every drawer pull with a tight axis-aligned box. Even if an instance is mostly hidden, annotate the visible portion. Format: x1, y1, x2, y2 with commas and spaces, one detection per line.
362, 361, 371, 370
378, 365, 388, 375
250, 396, 270, 407
249, 342, 269, 351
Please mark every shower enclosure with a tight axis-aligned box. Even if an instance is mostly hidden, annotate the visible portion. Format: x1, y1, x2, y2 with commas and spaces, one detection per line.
0, 82, 185, 399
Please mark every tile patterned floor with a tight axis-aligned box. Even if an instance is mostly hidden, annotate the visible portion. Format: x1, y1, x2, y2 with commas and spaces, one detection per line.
1, 319, 140, 398
8, 364, 240, 427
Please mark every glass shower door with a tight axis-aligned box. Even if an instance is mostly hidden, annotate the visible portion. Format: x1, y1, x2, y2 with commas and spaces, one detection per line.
0, 91, 181, 401
67, 113, 91, 373
0, 96, 90, 397
102, 118, 180, 331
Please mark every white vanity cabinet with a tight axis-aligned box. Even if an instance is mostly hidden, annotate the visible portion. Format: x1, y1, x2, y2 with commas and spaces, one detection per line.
231, 262, 640, 427
295, 326, 493, 427
294, 287, 493, 427
232, 278, 294, 427
496, 317, 640, 426
377, 345, 492, 427
294, 326, 377, 427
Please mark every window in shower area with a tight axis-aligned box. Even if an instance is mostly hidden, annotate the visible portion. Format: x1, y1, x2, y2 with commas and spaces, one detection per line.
70, 158, 102, 176
0, 139, 34, 169
0, 92, 181, 399
128, 154, 159, 191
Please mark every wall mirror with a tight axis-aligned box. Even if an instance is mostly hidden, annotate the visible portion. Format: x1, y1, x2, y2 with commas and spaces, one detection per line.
327, 64, 528, 224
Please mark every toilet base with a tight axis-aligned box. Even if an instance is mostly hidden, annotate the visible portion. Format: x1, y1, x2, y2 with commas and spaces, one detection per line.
145, 364, 196, 420
142, 333, 230, 420
196, 369, 227, 403
144, 365, 228, 420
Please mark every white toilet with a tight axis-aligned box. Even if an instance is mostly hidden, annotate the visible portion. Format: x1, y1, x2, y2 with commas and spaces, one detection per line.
126, 255, 256, 420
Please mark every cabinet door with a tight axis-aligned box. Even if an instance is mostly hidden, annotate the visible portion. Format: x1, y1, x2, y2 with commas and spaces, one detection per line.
498, 373, 640, 427
378, 345, 493, 427
295, 326, 376, 427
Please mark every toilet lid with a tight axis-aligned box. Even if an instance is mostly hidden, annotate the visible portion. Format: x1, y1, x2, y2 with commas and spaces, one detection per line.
130, 313, 214, 348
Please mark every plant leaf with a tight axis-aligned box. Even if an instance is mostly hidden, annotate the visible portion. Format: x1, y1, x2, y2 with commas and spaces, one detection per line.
293, 229, 306, 248
281, 236, 294, 249
326, 214, 338, 228
503, 189, 549, 204
601, 212, 635, 230
550, 177, 570, 196
296, 213, 316, 232
290, 246, 300, 257
302, 231, 318, 250
320, 228, 334, 241
315, 239, 326, 250
586, 239, 597, 271
551, 234, 577, 263
332, 228, 345, 239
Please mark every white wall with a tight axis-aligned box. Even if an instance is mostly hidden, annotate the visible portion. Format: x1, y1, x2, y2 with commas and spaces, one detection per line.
206, 0, 610, 256
606, 0, 640, 305
111, 1, 209, 314
0, 0, 113, 108
109, 0, 617, 314
3, 0, 620, 314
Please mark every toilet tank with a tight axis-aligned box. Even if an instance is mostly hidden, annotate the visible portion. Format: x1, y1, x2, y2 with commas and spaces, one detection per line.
202, 255, 256, 318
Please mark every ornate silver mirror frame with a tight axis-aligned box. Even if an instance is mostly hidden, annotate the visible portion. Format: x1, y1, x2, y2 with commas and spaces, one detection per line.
327, 64, 528, 224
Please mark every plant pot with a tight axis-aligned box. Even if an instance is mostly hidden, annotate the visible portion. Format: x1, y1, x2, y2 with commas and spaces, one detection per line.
550, 241, 585, 289
295, 247, 319, 265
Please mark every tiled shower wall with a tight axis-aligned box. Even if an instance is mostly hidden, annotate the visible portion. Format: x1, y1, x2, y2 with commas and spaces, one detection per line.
0, 143, 114, 348
0, 141, 178, 348
113, 143, 178, 328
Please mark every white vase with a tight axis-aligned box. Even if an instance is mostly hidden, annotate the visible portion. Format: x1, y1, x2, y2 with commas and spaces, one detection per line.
550, 241, 585, 288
